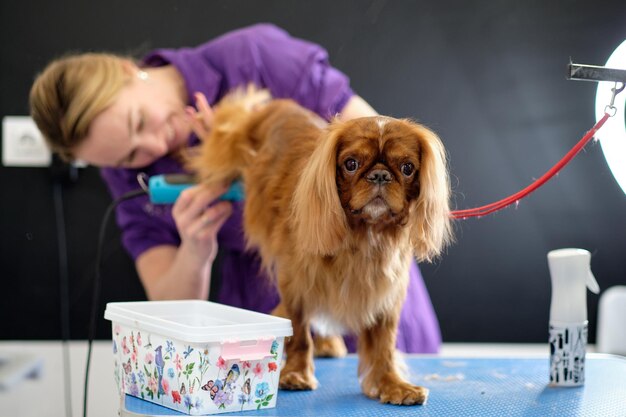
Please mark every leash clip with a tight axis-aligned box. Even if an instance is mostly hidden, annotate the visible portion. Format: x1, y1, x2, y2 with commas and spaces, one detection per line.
605, 82, 625, 117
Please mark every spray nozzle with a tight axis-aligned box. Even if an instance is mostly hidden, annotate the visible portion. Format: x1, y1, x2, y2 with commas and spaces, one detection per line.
548, 248, 600, 324
586, 270, 600, 294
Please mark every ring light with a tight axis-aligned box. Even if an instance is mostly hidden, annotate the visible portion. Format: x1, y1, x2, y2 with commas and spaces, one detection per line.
595, 39, 626, 195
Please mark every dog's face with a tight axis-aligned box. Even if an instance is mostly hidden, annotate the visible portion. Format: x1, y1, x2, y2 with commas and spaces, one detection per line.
292, 115, 451, 261
335, 117, 422, 228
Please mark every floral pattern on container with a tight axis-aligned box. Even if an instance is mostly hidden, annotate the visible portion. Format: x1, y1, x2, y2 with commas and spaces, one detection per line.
111, 324, 284, 415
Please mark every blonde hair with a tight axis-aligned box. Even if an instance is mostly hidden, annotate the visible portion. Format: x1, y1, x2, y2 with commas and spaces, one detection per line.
29, 53, 131, 161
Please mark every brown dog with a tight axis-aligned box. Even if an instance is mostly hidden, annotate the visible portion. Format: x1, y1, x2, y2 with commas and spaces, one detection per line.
188, 87, 452, 405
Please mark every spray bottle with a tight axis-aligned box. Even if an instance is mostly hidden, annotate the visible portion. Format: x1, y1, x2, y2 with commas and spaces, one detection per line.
547, 248, 600, 386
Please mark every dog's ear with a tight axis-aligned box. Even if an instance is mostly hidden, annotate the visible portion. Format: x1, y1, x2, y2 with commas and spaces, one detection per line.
291, 125, 348, 255
408, 123, 453, 262
185, 85, 271, 185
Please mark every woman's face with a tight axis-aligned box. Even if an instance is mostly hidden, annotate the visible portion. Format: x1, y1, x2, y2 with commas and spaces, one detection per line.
74, 70, 190, 168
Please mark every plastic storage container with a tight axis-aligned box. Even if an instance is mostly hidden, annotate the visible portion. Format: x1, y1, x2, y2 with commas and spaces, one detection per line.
104, 300, 293, 415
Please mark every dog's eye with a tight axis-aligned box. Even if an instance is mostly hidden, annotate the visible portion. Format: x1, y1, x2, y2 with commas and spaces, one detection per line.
344, 158, 359, 172
401, 162, 414, 176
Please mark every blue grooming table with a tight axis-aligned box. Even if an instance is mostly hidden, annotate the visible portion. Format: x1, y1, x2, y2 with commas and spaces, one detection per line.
122, 354, 626, 416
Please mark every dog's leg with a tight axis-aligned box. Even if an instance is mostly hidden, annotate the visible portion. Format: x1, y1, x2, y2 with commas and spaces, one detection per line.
275, 302, 318, 390
313, 335, 348, 358
358, 315, 428, 405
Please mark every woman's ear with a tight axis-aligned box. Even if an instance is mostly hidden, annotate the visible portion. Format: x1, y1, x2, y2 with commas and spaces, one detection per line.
119, 59, 148, 82
119, 59, 138, 76
291, 125, 348, 255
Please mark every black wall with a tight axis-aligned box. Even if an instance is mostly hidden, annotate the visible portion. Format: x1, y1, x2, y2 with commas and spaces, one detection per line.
1, 0, 625, 343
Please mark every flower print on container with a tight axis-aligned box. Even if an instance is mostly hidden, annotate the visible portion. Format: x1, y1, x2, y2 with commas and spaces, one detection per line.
252, 362, 264, 379
174, 354, 183, 373
216, 356, 227, 371
122, 337, 130, 355
145, 352, 154, 365
184, 394, 193, 412
161, 377, 170, 396
254, 382, 273, 410
182, 393, 203, 413
129, 381, 139, 397
128, 372, 139, 396
171, 390, 181, 404
268, 362, 277, 372
168, 367, 175, 379
137, 370, 145, 385
130, 332, 137, 355
238, 392, 252, 406
255, 382, 269, 398
196, 348, 212, 388
270, 340, 279, 359
146, 376, 158, 399
213, 389, 233, 409
136, 332, 142, 347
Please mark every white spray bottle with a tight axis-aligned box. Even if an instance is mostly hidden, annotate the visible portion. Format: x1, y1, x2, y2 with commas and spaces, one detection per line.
547, 248, 600, 386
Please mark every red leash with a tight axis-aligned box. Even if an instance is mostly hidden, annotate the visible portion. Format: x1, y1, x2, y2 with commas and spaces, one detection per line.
451, 112, 611, 219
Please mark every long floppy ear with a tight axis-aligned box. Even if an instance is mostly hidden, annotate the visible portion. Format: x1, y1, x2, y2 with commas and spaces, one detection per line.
291, 124, 349, 255
408, 123, 453, 262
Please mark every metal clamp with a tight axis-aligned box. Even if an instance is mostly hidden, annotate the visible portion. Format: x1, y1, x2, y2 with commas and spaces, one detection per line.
605, 82, 625, 116
567, 61, 626, 83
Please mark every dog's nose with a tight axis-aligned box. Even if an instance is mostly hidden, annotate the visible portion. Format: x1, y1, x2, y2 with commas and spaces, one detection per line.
367, 169, 392, 185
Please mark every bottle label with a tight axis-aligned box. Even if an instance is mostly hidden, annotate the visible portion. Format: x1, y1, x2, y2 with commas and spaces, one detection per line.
549, 322, 587, 386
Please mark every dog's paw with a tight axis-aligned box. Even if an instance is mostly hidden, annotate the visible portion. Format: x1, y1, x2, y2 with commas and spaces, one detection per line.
279, 370, 318, 390
380, 382, 428, 405
313, 335, 347, 358
364, 381, 429, 405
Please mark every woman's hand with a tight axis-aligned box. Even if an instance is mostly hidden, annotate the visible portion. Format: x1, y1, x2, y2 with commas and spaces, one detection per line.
135, 184, 231, 301
172, 183, 233, 262
186, 92, 214, 139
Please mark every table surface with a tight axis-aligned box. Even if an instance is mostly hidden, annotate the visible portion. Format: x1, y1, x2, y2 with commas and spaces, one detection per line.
0, 341, 614, 417
123, 355, 626, 417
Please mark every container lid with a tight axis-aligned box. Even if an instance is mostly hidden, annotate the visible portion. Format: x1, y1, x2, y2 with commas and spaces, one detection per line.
104, 300, 293, 344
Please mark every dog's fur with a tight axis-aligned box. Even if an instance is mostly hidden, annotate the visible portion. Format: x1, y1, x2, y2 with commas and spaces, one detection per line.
188, 87, 452, 405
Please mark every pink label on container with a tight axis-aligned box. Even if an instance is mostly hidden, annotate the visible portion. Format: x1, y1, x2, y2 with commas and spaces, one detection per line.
221, 338, 275, 361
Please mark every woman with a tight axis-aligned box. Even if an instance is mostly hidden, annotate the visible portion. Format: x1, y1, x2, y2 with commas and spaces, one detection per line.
30, 23, 441, 353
